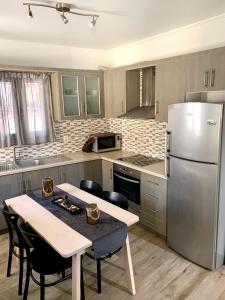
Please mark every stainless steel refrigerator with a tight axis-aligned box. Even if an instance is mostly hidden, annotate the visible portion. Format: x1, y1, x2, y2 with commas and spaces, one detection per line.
167, 101, 225, 270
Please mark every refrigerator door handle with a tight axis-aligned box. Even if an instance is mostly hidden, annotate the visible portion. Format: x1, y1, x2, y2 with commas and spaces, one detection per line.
167, 156, 170, 177
167, 131, 171, 153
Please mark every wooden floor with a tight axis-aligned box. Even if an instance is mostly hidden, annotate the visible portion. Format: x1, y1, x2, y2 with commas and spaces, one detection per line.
1, 224, 225, 300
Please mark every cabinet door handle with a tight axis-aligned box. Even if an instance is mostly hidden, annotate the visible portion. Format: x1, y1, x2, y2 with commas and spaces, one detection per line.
110, 168, 112, 180
24, 179, 28, 193
210, 69, 215, 87
156, 100, 159, 114
20, 180, 24, 194
121, 101, 125, 114
204, 71, 209, 87
167, 131, 171, 153
167, 157, 170, 177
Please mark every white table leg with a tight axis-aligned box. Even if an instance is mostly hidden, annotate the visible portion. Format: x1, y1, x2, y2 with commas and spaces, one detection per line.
72, 253, 81, 300
123, 235, 136, 295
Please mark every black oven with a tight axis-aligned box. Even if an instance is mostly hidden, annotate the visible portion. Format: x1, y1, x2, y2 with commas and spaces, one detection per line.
113, 164, 140, 213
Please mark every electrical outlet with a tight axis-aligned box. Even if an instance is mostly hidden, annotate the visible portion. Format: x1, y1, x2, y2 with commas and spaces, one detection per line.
63, 136, 69, 143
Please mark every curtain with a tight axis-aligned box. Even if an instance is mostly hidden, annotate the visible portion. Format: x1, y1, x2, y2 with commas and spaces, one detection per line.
0, 72, 55, 147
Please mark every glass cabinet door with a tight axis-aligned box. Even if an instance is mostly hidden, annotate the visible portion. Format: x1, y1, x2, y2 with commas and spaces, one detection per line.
61, 75, 80, 117
84, 75, 101, 116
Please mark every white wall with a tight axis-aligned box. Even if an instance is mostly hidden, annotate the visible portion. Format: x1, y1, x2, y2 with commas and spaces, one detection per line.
1, 13, 225, 70
0, 38, 108, 69
107, 13, 225, 67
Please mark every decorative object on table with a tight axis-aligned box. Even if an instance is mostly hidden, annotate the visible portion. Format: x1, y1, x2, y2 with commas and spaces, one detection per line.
52, 195, 82, 215
86, 203, 100, 224
42, 177, 54, 197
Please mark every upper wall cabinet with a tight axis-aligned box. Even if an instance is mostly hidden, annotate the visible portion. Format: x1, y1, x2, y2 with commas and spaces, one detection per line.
155, 56, 186, 122
51, 70, 104, 120
185, 48, 225, 92
104, 68, 126, 118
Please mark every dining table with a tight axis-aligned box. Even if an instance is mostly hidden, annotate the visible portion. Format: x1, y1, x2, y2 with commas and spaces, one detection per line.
5, 183, 139, 300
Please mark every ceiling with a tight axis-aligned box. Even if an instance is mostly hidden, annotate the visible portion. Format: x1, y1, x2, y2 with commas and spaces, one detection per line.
1, 0, 225, 49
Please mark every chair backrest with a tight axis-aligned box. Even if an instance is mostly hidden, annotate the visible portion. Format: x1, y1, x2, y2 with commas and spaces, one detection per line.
101, 191, 129, 210
17, 218, 57, 267
1, 203, 25, 246
80, 180, 102, 197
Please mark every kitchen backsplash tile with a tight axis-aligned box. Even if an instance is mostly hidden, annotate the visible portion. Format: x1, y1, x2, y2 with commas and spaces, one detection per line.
0, 118, 167, 162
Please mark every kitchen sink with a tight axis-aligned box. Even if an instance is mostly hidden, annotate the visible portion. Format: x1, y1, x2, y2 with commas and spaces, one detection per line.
15, 154, 72, 168
15, 159, 42, 168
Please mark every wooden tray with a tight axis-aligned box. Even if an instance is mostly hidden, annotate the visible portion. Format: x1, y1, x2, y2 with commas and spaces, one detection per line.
52, 197, 83, 215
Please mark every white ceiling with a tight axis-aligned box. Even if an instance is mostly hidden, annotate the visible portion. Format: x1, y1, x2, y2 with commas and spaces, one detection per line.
1, 0, 225, 49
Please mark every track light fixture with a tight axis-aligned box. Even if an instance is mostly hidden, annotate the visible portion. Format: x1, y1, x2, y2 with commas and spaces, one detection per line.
60, 12, 69, 24
28, 5, 33, 18
89, 16, 97, 29
23, 2, 100, 27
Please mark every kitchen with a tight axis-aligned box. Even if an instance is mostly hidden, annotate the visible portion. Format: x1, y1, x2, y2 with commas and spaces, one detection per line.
1, 1, 225, 300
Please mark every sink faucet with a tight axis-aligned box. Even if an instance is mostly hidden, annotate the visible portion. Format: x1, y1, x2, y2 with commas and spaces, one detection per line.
12, 145, 21, 163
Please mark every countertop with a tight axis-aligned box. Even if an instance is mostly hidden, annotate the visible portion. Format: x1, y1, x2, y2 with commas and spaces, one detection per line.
0, 150, 166, 179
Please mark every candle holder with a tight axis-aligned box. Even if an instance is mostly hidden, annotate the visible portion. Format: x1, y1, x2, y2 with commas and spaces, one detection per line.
42, 177, 54, 197
86, 203, 100, 224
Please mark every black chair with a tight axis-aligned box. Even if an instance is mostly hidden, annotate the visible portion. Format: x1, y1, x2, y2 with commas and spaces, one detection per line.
101, 191, 129, 211
1, 203, 28, 296
86, 191, 129, 294
18, 219, 85, 300
80, 180, 102, 197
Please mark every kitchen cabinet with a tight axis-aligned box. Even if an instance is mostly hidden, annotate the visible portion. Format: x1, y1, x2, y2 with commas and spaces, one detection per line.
102, 160, 113, 191
59, 163, 85, 187
140, 172, 167, 236
185, 51, 211, 92
59, 160, 102, 187
104, 68, 126, 118
83, 160, 102, 186
185, 47, 225, 92
155, 56, 186, 122
51, 70, 104, 120
0, 173, 22, 231
209, 47, 225, 90
22, 167, 60, 193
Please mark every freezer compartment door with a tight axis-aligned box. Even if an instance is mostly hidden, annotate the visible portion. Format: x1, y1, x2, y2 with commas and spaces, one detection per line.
168, 102, 223, 163
167, 156, 219, 270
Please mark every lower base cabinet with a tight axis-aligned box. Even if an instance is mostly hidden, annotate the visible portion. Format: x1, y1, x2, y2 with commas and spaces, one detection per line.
102, 160, 113, 191
59, 160, 102, 187
140, 173, 167, 237
0, 173, 22, 232
23, 167, 60, 193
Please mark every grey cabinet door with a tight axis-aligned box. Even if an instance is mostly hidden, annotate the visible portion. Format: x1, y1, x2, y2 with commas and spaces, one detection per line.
0, 173, 22, 231
83, 160, 102, 186
155, 56, 186, 122
23, 167, 60, 193
102, 160, 113, 191
209, 47, 225, 90
104, 68, 126, 118
59, 160, 102, 188
185, 51, 211, 92
59, 163, 85, 187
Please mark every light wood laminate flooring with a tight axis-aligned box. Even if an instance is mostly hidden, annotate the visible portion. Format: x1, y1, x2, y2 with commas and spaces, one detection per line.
1, 225, 225, 300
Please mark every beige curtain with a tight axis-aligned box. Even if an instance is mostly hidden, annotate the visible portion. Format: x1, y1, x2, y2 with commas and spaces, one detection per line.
0, 72, 55, 147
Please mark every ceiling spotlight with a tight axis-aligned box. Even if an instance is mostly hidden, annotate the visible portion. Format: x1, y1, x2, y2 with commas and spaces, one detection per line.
89, 16, 97, 29
28, 5, 33, 18
60, 13, 69, 24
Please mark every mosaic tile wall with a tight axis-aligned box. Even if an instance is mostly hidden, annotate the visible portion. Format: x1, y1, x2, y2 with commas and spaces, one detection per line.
0, 118, 167, 162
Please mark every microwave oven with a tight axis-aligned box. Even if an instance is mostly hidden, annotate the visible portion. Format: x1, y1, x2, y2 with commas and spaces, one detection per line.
92, 133, 122, 153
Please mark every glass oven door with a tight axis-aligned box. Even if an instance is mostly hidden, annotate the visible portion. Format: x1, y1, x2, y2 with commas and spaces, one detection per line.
113, 171, 140, 212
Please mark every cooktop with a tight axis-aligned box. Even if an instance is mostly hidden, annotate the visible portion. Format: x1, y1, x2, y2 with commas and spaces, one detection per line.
117, 154, 163, 167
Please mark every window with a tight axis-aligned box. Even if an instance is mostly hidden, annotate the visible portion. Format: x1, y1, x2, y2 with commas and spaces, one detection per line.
0, 81, 16, 134
0, 72, 55, 148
